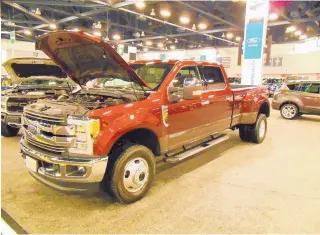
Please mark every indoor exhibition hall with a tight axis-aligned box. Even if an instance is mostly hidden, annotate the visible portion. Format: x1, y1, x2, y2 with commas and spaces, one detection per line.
1, 0, 320, 234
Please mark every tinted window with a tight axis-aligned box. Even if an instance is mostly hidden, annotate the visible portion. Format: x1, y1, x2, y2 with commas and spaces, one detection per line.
305, 84, 320, 94
131, 63, 173, 90
294, 84, 310, 92
201, 66, 225, 90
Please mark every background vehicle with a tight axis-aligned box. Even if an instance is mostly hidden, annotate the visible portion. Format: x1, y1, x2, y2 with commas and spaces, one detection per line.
228, 77, 241, 84
1, 58, 71, 137
20, 31, 270, 203
263, 78, 283, 97
272, 80, 320, 119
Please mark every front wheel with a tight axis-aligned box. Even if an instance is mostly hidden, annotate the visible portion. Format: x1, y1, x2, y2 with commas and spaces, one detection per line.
280, 103, 298, 120
1, 123, 20, 137
106, 145, 155, 203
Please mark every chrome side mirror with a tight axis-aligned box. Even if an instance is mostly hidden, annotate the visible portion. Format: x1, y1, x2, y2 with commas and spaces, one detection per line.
183, 77, 202, 100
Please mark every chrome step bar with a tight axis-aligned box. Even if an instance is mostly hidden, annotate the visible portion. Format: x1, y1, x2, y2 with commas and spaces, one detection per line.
165, 134, 230, 163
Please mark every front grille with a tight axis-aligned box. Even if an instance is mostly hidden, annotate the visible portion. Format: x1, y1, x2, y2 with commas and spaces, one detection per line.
25, 135, 66, 154
7, 98, 31, 112
24, 110, 66, 126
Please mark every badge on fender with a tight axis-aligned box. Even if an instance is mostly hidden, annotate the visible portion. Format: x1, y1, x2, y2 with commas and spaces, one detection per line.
162, 105, 169, 127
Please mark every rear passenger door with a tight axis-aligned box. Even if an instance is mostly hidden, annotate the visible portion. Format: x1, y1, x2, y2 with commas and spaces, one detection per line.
198, 66, 233, 133
301, 83, 320, 114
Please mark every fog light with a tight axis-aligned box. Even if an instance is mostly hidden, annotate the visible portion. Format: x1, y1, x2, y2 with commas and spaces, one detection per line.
78, 166, 86, 174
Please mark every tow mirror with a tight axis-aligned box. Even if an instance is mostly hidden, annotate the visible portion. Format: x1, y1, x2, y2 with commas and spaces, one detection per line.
183, 77, 202, 100
168, 86, 182, 103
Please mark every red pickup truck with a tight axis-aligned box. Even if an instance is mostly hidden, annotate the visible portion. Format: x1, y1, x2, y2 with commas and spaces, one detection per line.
20, 31, 270, 203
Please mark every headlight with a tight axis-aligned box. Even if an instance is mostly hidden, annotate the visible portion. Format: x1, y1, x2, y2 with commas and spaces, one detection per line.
67, 117, 100, 155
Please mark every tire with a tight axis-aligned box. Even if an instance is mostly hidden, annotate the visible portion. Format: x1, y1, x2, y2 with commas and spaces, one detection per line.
280, 103, 298, 120
251, 114, 267, 144
106, 145, 156, 203
1, 123, 20, 137
239, 114, 267, 144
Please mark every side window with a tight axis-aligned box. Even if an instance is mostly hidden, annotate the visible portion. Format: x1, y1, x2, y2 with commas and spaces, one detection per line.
171, 66, 201, 88
201, 66, 226, 90
294, 84, 310, 92
305, 84, 320, 94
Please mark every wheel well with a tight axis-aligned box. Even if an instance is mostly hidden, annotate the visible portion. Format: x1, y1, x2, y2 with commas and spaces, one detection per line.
110, 128, 160, 157
280, 102, 299, 111
258, 102, 270, 117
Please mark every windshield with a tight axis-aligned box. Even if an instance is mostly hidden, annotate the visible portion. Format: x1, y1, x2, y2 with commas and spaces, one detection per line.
131, 63, 174, 90
20, 79, 69, 86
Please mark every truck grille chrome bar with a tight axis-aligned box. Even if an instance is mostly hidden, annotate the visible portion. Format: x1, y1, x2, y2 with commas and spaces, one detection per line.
24, 110, 66, 125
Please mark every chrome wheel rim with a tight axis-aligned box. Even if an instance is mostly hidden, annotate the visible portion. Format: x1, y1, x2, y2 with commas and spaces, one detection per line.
281, 105, 297, 119
259, 119, 266, 139
123, 157, 149, 193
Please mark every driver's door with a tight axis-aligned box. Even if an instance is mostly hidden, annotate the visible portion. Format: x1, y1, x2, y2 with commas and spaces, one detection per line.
167, 66, 205, 150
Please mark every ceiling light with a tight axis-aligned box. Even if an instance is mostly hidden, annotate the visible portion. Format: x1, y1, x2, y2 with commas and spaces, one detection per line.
35, 8, 41, 15
104, 36, 110, 41
113, 34, 121, 40
299, 34, 307, 40
192, 24, 196, 30
295, 30, 302, 36
268, 13, 278, 20
179, 16, 190, 24
175, 39, 178, 43
93, 21, 102, 29
226, 32, 233, 39
146, 41, 152, 46
170, 45, 176, 50
143, 48, 149, 51
49, 23, 57, 29
286, 26, 296, 33
93, 31, 101, 37
150, 8, 156, 16
141, 31, 145, 37
157, 43, 164, 48
23, 29, 32, 35
235, 36, 241, 41
160, 9, 171, 18
198, 23, 207, 30
222, 33, 225, 38
135, 1, 145, 9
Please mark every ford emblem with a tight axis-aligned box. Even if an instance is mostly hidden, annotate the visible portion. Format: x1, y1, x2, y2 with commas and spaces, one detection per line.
28, 124, 38, 135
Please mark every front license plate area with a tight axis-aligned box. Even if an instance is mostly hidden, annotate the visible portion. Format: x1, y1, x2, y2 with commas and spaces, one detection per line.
26, 156, 38, 172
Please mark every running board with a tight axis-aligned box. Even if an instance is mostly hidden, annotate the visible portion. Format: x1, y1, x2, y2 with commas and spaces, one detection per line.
165, 134, 230, 163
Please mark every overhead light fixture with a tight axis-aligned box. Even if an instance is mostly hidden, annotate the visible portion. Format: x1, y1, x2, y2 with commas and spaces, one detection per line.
146, 41, 152, 46
134, 32, 141, 38
235, 36, 241, 41
93, 31, 101, 37
23, 29, 32, 35
49, 23, 57, 29
35, 8, 41, 15
192, 24, 196, 30
103, 36, 110, 41
157, 43, 164, 48
160, 9, 171, 18
299, 34, 307, 40
175, 38, 178, 43
150, 8, 156, 16
222, 32, 225, 38
286, 25, 296, 33
113, 34, 121, 40
143, 48, 149, 51
170, 45, 176, 50
294, 30, 302, 36
135, 1, 145, 9
179, 16, 190, 24
226, 32, 233, 39
93, 21, 102, 29
198, 23, 207, 30
141, 31, 145, 37
268, 13, 278, 21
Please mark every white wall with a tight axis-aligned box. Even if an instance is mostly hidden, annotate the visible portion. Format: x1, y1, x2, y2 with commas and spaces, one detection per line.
138, 37, 320, 80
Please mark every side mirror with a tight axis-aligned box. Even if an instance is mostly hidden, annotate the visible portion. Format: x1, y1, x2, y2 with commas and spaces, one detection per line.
168, 86, 182, 103
183, 77, 202, 100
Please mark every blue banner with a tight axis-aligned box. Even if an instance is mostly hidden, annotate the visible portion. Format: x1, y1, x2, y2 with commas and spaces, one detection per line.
244, 21, 264, 59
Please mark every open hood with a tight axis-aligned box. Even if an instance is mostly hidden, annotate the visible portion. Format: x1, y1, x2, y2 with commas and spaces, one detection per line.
2, 58, 67, 83
35, 31, 150, 88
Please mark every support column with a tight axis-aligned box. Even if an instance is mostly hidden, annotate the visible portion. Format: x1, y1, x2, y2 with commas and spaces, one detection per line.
241, 0, 270, 85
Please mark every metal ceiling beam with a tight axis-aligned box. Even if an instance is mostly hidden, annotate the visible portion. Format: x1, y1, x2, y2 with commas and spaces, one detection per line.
113, 0, 136, 8
176, 1, 242, 29
8, 0, 103, 8
2, 1, 52, 24
118, 27, 234, 43
1, 19, 43, 25
268, 16, 320, 26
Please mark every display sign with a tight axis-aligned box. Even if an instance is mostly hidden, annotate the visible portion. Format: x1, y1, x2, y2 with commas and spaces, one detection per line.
10, 31, 16, 44
200, 55, 206, 61
244, 22, 264, 59
160, 54, 166, 60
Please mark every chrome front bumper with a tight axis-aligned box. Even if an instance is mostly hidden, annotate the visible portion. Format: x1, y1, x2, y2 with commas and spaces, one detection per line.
20, 137, 108, 191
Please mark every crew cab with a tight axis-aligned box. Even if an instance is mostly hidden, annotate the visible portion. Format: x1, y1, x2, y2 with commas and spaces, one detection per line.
272, 80, 320, 119
1, 58, 71, 137
20, 31, 270, 203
